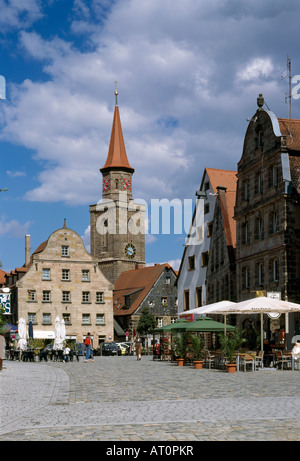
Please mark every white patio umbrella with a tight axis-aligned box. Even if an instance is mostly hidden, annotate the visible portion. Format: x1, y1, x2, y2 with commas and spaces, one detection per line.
60, 318, 66, 346
17, 317, 27, 351
179, 301, 237, 334
179, 301, 237, 317
53, 316, 61, 350
205, 297, 300, 351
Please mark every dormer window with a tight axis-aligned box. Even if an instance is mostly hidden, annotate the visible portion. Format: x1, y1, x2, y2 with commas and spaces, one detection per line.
61, 245, 69, 257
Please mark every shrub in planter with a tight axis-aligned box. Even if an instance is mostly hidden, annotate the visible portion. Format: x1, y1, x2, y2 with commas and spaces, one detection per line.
173, 332, 189, 365
219, 329, 245, 372
188, 334, 205, 368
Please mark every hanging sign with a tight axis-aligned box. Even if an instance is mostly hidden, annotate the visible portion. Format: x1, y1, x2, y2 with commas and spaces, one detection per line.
0, 293, 10, 314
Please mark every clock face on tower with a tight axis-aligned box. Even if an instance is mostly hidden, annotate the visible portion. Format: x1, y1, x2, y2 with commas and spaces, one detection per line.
103, 179, 111, 190
125, 243, 136, 259
123, 178, 131, 190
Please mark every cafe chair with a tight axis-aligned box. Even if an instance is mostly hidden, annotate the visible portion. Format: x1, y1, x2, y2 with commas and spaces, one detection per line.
240, 352, 256, 371
254, 351, 264, 369
275, 351, 291, 370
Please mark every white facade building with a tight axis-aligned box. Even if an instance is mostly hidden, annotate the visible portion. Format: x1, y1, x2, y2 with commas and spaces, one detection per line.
177, 168, 237, 315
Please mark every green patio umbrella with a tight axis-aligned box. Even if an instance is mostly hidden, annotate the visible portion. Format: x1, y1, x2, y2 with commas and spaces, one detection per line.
184, 316, 236, 332
153, 319, 190, 333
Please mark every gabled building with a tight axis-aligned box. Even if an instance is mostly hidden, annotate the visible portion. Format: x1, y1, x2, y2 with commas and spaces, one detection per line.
113, 264, 178, 340
177, 168, 237, 314
206, 181, 237, 304
234, 94, 300, 345
6, 223, 114, 346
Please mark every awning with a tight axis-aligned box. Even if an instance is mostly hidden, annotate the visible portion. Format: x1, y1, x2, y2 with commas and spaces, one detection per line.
114, 319, 125, 336
33, 330, 55, 339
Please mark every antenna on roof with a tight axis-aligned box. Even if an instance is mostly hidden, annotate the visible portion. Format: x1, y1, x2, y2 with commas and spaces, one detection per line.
281, 56, 293, 137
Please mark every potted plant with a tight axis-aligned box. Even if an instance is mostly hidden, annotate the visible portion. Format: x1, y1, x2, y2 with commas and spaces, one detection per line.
219, 330, 244, 373
173, 333, 189, 366
188, 334, 205, 369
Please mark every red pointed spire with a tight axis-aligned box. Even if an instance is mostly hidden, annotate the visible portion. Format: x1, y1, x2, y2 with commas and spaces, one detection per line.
101, 101, 134, 173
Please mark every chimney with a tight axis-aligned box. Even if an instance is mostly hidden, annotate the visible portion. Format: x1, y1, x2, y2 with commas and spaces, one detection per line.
25, 235, 31, 266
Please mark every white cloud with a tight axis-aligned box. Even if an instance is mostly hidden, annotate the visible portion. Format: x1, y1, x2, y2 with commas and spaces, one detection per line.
0, 0, 43, 31
6, 170, 26, 177
236, 57, 274, 82
0, 217, 31, 238
1, 0, 299, 211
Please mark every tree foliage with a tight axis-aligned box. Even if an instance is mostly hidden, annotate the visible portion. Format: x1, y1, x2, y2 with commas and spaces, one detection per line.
137, 306, 156, 335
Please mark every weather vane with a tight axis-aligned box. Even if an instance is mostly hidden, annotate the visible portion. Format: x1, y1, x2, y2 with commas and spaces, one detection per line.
114, 81, 118, 106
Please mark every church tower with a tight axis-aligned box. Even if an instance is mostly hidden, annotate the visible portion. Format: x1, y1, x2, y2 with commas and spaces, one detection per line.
89, 86, 145, 284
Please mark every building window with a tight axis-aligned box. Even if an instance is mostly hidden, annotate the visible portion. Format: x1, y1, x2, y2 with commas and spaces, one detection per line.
184, 290, 190, 311
201, 251, 209, 267
42, 291, 51, 302
28, 313, 36, 324
42, 313, 51, 324
96, 292, 104, 303
161, 296, 168, 307
272, 166, 278, 186
207, 222, 213, 237
82, 270, 90, 282
82, 314, 91, 325
242, 267, 250, 289
42, 268, 51, 280
256, 262, 264, 286
62, 269, 70, 281
82, 291, 91, 303
257, 173, 263, 194
61, 245, 69, 257
204, 203, 210, 214
157, 317, 163, 328
244, 181, 249, 201
188, 255, 195, 270
62, 291, 71, 303
242, 223, 249, 244
257, 130, 263, 149
273, 212, 278, 233
165, 276, 171, 285
272, 259, 279, 282
27, 290, 36, 302
63, 313, 71, 325
196, 287, 202, 307
96, 314, 105, 325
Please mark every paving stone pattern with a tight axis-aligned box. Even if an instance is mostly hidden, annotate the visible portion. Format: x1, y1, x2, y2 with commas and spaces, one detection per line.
1, 357, 300, 441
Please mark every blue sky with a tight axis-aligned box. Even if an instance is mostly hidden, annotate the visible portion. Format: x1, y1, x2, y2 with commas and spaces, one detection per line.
1, 0, 300, 273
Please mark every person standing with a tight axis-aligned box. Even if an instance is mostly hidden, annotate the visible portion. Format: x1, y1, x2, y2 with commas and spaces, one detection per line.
134, 334, 142, 361
84, 333, 94, 362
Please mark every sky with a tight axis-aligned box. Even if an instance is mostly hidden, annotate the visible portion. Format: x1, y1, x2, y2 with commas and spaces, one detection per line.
1, 0, 300, 273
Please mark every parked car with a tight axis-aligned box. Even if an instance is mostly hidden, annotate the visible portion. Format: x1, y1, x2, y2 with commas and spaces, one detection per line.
101, 342, 121, 356
116, 343, 130, 355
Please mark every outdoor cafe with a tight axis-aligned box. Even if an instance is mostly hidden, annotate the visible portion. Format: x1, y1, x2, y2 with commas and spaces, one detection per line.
153, 297, 300, 372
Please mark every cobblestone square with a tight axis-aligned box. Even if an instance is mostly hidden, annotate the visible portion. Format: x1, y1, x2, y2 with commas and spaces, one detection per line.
1, 356, 299, 441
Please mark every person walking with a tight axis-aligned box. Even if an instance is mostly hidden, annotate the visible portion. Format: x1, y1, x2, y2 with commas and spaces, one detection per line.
134, 334, 142, 361
63, 344, 70, 363
84, 333, 94, 362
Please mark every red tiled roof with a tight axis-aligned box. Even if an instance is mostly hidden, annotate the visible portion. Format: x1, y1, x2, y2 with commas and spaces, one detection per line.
206, 169, 237, 248
101, 105, 134, 172
278, 118, 300, 151
113, 264, 175, 316
0, 269, 8, 285
204, 168, 237, 194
